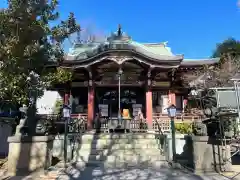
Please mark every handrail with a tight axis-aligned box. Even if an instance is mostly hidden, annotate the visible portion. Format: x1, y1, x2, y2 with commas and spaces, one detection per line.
67, 114, 87, 161
153, 118, 164, 135
70, 114, 87, 132
152, 118, 167, 155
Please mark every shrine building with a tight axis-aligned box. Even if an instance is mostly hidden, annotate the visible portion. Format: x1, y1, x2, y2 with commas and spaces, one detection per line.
53, 26, 219, 131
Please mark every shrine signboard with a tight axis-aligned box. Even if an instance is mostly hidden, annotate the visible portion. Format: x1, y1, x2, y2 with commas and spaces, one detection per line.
152, 81, 170, 87
95, 80, 144, 86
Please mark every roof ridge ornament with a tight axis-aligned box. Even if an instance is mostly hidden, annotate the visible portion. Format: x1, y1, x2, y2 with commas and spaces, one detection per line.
117, 24, 122, 37
107, 24, 131, 42
162, 41, 168, 46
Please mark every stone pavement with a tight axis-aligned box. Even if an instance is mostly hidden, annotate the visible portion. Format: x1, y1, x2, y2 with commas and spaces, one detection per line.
1, 165, 239, 180
53, 165, 232, 180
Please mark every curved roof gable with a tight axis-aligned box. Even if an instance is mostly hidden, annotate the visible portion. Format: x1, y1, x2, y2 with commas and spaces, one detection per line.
65, 26, 183, 64
63, 26, 221, 69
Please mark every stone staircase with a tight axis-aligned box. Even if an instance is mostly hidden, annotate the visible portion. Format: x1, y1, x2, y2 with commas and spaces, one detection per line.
70, 133, 167, 168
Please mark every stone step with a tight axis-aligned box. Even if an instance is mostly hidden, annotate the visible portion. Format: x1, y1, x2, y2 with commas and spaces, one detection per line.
71, 133, 160, 141
52, 143, 165, 161
55, 159, 167, 169
72, 153, 165, 162
54, 137, 164, 148
56, 160, 168, 170
73, 148, 163, 156
53, 145, 164, 158
79, 138, 162, 145
74, 143, 161, 150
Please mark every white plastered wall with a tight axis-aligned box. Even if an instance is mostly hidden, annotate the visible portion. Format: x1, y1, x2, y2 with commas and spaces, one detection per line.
36, 90, 62, 114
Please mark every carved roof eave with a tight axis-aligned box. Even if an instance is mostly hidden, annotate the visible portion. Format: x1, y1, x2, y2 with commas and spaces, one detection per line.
61, 56, 181, 69
62, 50, 183, 69
179, 58, 220, 68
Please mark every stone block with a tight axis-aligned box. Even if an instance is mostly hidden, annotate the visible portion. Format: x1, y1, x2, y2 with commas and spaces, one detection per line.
7, 135, 54, 176
175, 135, 232, 173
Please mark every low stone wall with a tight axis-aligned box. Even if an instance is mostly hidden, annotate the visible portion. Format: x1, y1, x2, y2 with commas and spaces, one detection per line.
7, 136, 54, 176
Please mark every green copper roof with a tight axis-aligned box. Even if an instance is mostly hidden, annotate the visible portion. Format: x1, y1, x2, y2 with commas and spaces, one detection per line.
68, 43, 100, 59
65, 26, 181, 61
137, 42, 173, 56
66, 36, 178, 61
62, 26, 219, 68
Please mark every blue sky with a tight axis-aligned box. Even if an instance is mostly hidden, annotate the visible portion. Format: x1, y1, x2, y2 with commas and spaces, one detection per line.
1, 0, 240, 58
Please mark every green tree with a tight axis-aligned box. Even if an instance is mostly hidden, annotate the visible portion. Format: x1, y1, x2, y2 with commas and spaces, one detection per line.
0, 0, 79, 105
212, 38, 240, 65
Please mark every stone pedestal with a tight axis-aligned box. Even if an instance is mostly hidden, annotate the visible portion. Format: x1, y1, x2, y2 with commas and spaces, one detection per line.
0, 122, 12, 157
52, 135, 72, 161
166, 134, 186, 162
178, 136, 232, 173
7, 135, 54, 176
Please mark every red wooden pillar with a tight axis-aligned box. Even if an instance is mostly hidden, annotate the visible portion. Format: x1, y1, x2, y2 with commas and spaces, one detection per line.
146, 89, 153, 128
64, 92, 70, 105
87, 84, 94, 130
168, 90, 176, 106
183, 99, 188, 113
146, 69, 153, 129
